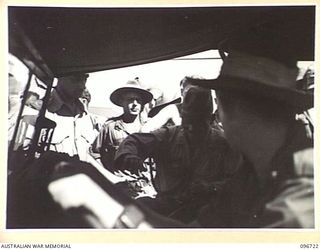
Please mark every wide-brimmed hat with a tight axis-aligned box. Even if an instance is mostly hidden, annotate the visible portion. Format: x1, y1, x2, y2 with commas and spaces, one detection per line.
188, 22, 314, 112
181, 86, 213, 120
110, 79, 153, 106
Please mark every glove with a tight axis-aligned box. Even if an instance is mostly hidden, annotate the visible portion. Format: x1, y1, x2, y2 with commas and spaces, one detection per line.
119, 155, 145, 176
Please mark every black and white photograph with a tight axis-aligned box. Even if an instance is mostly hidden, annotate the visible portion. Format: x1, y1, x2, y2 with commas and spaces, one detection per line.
4, 3, 316, 239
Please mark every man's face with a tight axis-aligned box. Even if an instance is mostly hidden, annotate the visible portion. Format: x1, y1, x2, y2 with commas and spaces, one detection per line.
180, 80, 193, 100
216, 91, 244, 151
121, 92, 143, 115
58, 75, 87, 99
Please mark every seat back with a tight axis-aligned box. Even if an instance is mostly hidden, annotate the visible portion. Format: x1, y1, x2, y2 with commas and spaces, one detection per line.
13, 115, 56, 156
37, 117, 56, 155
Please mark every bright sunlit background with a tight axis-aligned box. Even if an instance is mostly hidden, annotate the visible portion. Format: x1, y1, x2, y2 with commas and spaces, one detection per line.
10, 50, 223, 119
85, 50, 222, 117
9, 50, 314, 120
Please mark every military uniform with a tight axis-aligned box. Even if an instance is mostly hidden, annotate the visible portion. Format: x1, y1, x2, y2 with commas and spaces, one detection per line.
115, 126, 241, 222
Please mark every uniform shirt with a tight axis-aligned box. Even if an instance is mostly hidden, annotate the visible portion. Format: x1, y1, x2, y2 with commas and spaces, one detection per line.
115, 126, 241, 203
46, 90, 97, 161
91, 116, 144, 172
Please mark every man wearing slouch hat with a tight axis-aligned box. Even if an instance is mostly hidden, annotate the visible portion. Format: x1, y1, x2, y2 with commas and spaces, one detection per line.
188, 22, 314, 228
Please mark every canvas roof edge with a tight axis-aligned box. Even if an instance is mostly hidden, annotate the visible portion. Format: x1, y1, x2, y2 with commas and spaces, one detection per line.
53, 29, 217, 77
9, 20, 54, 85
8, 7, 315, 80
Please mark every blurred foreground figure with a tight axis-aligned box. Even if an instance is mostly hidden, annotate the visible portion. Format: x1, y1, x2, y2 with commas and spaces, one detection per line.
188, 22, 314, 227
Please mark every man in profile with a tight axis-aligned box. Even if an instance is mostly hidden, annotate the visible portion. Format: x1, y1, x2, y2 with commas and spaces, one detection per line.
188, 22, 314, 227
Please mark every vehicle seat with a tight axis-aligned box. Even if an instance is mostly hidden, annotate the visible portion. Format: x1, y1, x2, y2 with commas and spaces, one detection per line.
13, 115, 56, 156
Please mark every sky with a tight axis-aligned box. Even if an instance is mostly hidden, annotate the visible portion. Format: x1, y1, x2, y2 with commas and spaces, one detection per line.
85, 50, 222, 110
